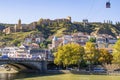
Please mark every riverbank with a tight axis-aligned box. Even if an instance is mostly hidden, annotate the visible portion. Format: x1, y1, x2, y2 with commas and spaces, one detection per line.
0, 68, 18, 73
1, 70, 120, 80
16, 73, 120, 80
0, 71, 18, 73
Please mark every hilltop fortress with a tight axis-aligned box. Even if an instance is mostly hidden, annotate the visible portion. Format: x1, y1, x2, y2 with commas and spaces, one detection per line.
3, 16, 71, 34
3, 19, 37, 34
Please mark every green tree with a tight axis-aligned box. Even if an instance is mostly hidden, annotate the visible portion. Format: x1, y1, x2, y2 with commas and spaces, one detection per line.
12, 39, 21, 46
54, 43, 84, 68
112, 39, 120, 64
89, 37, 96, 43
40, 42, 46, 48
39, 40, 52, 48
0, 52, 2, 56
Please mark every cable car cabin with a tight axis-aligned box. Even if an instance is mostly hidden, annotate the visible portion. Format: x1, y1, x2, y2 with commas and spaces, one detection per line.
106, 2, 111, 8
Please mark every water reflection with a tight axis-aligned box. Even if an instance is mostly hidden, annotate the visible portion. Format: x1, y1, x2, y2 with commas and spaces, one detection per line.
0, 73, 40, 80
0, 73, 16, 80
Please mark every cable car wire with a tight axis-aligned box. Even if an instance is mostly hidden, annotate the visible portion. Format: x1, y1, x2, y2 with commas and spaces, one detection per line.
85, 0, 95, 19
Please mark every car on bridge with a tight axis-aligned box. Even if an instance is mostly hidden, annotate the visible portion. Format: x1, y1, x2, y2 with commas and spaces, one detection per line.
31, 55, 42, 60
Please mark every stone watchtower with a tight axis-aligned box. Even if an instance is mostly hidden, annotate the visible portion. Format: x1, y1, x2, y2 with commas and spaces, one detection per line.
14, 19, 22, 32
66, 16, 71, 22
18, 19, 22, 30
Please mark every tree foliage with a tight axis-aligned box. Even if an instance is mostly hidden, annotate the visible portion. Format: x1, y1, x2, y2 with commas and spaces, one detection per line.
54, 42, 113, 67
12, 39, 21, 46
89, 37, 96, 43
84, 42, 112, 65
112, 39, 120, 64
39, 39, 52, 48
99, 49, 112, 64
84, 42, 99, 64
54, 43, 84, 67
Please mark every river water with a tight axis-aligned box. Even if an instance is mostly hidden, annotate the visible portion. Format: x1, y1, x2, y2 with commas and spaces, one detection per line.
0, 72, 40, 80
1, 72, 120, 80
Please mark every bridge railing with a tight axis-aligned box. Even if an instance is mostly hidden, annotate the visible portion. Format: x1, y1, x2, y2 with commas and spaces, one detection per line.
0, 58, 42, 61
0, 57, 53, 62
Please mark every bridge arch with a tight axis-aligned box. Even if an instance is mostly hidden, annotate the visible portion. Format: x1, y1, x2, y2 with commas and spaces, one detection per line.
0, 60, 47, 73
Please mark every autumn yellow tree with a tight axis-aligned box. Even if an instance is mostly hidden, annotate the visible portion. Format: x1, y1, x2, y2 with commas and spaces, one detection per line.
84, 42, 99, 64
112, 39, 120, 64
54, 43, 85, 68
99, 49, 113, 64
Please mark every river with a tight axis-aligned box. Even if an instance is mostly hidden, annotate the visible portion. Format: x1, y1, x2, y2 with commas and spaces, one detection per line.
0, 72, 40, 80
1, 72, 120, 80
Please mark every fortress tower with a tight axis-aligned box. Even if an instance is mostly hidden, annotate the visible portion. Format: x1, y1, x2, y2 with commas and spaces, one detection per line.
66, 16, 71, 22
18, 19, 22, 30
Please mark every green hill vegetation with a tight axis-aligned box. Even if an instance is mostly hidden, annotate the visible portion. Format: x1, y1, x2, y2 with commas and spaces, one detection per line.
36, 20, 120, 38
1, 20, 120, 47
0, 31, 40, 46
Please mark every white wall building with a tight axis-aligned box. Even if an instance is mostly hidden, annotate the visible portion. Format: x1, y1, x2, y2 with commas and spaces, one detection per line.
2, 47, 19, 56
1, 45, 32, 59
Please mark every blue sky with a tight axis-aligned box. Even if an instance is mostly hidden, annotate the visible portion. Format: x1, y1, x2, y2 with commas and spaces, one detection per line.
0, 0, 119, 24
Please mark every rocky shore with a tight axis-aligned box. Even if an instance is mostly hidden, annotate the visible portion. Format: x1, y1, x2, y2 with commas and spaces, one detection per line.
0, 65, 18, 73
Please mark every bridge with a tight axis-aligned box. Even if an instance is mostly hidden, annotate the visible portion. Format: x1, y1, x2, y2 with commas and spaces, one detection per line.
0, 58, 53, 73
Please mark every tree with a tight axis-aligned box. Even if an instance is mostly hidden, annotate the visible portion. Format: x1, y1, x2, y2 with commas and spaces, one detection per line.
39, 42, 46, 48
39, 40, 52, 48
0, 52, 2, 56
54, 43, 84, 68
12, 39, 21, 46
112, 39, 120, 64
99, 49, 113, 64
84, 42, 99, 65
89, 37, 96, 43
84, 42, 100, 71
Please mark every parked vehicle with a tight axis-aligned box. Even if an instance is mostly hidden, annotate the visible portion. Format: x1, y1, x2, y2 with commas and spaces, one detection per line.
93, 68, 106, 72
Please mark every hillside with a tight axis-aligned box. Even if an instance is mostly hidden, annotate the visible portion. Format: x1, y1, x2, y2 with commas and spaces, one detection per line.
36, 20, 120, 39
0, 31, 41, 47
1, 20, 120, 47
